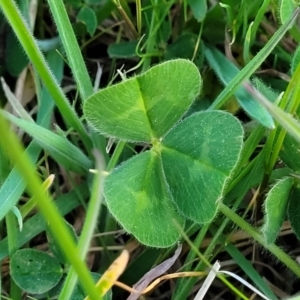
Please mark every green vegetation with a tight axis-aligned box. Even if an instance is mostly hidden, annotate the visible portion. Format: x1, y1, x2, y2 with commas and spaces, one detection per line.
1, 0, 300, 299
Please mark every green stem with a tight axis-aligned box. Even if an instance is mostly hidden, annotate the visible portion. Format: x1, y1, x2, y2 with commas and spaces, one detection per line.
263, 59, 300, 187
173, 223, 210, 300
106, 141, 126, 171
0, 115, 101, 300
174, 222, 249, 300
114, 1, 138, 39
0, 0, 92, 151
59, 153, 104, 300
219, 203, 300, 278
142, 0, 158, 71
250, 0, 271, 46
6, 212, 22, 300
136, 0, 142, 36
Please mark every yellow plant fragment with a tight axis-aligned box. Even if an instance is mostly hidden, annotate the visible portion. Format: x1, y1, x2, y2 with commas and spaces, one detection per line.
84, 249, 129, 300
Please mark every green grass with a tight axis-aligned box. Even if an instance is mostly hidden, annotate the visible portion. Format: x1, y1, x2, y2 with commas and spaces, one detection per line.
1, 0, 300, 299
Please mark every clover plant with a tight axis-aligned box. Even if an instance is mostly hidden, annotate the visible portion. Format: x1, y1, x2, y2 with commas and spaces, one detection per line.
84, 59, 244, 247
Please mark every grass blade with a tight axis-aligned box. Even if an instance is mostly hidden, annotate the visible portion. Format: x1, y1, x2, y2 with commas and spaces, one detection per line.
209, 8, 299, 110
2, 111, 92, 175
0, 109, 101, 300
0, 0, 91, 150
46, 0, 94, 100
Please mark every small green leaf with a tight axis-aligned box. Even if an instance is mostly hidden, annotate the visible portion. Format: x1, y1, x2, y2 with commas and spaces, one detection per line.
5, 31, 29, 77
10, 249, 63, 294
104, 151, 185, 248
252, 77, 278, 103
204, 45, 274, 128
261, 177, 293, 245
84, 59, 201, 143
165, 34, 199, 61
188, 0, 207, 21
47, 222, 78, 265
11, 206, 23, 231
0, 184, 88, 261
1, 111, 92, 175
161, 111, 244, 223
77, 6, 97, 36
65, 0, 82, 8
108, 41, 138, 58
280, 134, 300, 172
279, 0, 297, 24
5, 0, 31, 77
288, 186, 300, 240
37, 37, 61, 52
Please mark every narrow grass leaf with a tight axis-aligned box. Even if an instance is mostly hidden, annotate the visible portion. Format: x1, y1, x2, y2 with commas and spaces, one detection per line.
223, 238, 277, 299
1, 77, 33, 122
104, 151, 185, 247
220, 202, 300, 278
1, 111, 92, 175
262, 177, 293, 245
0, 50, 63, 222
292, 45, 300, 74
0, 144, 39, 223
46, 0, 94, 100
218, 270, 270, 300
0, 0, 91, 149
243, 22, 253, 64
244, 82, 300, 144
11, 206, 23, 231
21, 174, 55, 219
204, 46, 274, 128
161, 111, 243, 223
209, 8, 299, 110
249, 0, 272, 46
0, 111, 100, 300
84, 59, 201, 143
0, 184, 88, 261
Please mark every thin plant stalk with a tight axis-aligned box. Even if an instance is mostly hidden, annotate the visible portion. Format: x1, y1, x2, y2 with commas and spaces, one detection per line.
59, 152, 105, 300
